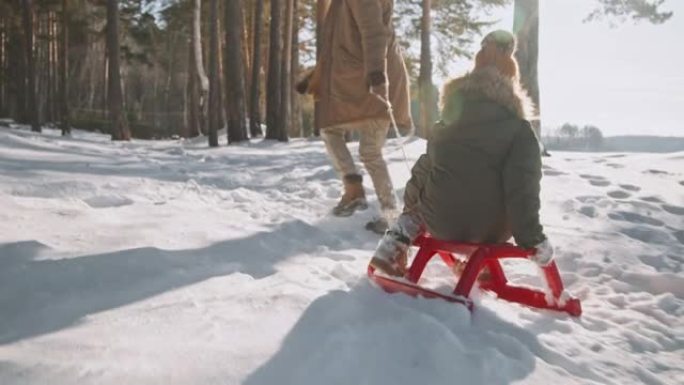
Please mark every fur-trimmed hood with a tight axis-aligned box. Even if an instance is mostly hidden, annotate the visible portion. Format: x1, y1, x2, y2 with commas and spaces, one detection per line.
441, 67, 535, 123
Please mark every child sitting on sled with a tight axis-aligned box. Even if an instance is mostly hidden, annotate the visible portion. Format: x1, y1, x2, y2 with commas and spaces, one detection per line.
370, 30, 553, 277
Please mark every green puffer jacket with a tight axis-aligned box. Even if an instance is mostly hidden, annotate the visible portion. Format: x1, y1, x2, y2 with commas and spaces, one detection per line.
409, 68, 546, 248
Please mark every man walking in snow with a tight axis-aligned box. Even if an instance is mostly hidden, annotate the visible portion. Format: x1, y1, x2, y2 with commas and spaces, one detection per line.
298, 0, 413, 233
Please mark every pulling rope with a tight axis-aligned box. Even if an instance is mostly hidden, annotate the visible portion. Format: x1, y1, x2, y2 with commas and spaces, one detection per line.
369, 91, 421, 224
371, 92, 414, 174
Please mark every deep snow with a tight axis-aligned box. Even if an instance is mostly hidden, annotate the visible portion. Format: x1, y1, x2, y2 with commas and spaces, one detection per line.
0, 126, 682, 385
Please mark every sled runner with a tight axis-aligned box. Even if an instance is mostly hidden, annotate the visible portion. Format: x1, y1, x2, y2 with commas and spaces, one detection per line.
368, 234, 582, 316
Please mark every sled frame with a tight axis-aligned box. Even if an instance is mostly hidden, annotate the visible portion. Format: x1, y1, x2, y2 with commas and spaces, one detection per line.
368, 234, 582, 316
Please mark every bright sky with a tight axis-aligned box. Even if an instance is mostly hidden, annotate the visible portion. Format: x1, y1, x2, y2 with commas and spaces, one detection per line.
443, 0, 684, 137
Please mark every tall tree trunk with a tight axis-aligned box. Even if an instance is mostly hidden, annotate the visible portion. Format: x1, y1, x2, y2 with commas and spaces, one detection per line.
10, 17, 27, 122
278, 0, 293, 142
513, 0, 540, 138
248, 0, 264, 138
60, 0, 70, 135
192, 0, 208, 135
265, 0, 282, 140
241, 3, 251, 113
418, 0, 436, 139
207, 0, 220, 147
0, 17, 5, 117
313, 0, 330, 137
186, 37, 200, 138
0, 17, 6, 117
290, 0, 302, 138
22, 0, 39, 132
106, 0, 130, 140
47, 12, 55, 124
224, 0, 248, 144
163, 32, 178, 136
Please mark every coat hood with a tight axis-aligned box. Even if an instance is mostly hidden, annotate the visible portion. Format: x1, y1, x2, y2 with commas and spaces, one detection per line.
441, 67, 535, 124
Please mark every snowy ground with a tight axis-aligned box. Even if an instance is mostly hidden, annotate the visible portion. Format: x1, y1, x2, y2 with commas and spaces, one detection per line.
0, 126, 682, 385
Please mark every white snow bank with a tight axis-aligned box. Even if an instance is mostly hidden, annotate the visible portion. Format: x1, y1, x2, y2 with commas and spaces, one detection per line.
0, 125, 682, 385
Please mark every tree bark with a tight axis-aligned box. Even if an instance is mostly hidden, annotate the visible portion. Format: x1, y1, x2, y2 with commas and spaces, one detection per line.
513, 0, 540, 138
313, 0, 330, 137
186, 37, 200, 138
22, 0, 40, 132
11, 16, 27, 122
278, 0, 293, 142
0, 17, 5, 117
290, 0, 302, 138
106, 0, 130, 140
418, 0, 436, 139
48, 11, 56, 124
224, 0, 248, 143
192, 0, 208, 135
60, 0, 70, 135
265, 0, 282, 140
207, 0, 220, 147
248, 0, 264, 138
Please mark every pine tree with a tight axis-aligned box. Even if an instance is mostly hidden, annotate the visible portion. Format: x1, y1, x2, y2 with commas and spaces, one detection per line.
207, 0, 220, 147
224, 0, 248, 143
106, 0, 130, 140
248, 0, 264, 138
22, 0, 40, 132
265, 0, 282, 140
513, 0, 540, 137
278, 0, 294, 142
417, 0, 437, 139
60, 0, 70, 136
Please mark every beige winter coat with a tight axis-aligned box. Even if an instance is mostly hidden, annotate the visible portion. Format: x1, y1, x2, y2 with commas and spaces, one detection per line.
316, 0, 412, 129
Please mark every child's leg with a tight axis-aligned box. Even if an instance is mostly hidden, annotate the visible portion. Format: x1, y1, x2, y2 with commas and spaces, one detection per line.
403, 154, 431, 214
370, 212, 425, 276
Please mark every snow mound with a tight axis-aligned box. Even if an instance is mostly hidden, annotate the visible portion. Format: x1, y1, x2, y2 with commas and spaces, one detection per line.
82, 195, 135, 208
0, 127, 682, 385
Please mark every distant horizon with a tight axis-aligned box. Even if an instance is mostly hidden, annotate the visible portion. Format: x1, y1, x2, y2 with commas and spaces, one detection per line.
435, 0, 683, 138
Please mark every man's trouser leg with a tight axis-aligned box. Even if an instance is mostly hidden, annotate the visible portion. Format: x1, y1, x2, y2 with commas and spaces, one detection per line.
320, 126, 357, 177
321, 125, 367, 216
358, 119, 397, 218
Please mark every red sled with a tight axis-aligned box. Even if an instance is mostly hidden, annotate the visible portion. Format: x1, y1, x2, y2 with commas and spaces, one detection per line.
368, 234, 582, 317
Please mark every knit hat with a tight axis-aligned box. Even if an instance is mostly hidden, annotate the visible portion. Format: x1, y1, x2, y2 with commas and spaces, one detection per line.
480, 30, 516, 56
475, 30, 519, 79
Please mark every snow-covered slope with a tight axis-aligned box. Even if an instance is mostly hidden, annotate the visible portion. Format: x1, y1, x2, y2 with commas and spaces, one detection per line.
0, 126, 682, 385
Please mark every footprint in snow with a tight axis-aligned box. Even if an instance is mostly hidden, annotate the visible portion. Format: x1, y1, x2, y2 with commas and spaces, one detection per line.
580, 174, 611, 187
590, 180, 611, 187
576, 195, 605, 204
679, 181, 684, 186
619, 184, 641, 192
644, 169, 670, 175
82, 195, 134, 209
578, 206, 597, 218
608, 211, 664, 227
673, 230, 684, 245
639, 254, 683, 273
662, 205, 684, 216
608, 190, 631, 199
543, 169, 567, 176
621, 226, 674, 245
605, 163, 625, 169
640, 196, 664, 204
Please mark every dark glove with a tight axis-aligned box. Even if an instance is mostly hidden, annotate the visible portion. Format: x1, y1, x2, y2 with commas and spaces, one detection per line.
368, 71, 387, 87
368, 71, 388, 100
